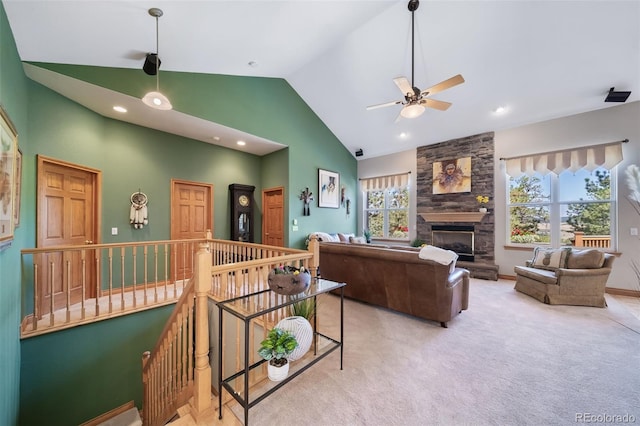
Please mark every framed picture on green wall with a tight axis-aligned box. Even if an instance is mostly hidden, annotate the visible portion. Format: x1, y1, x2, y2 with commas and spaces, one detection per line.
0, 106, 18, 245
318, 168, 339, 208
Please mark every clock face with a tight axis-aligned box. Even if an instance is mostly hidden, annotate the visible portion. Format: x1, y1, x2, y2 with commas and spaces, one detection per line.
238, 194, 250, 207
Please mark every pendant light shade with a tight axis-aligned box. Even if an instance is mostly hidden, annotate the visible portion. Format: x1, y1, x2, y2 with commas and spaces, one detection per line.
142, 91, 172, 110
142, 8, 172, 110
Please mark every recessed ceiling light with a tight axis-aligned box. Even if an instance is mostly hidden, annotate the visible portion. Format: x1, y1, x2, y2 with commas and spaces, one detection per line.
212, 136, 221, 141
113, 106, 127, 113
493, 106, 507, 115
399, 132, 408, 139
237, 140, 246, 146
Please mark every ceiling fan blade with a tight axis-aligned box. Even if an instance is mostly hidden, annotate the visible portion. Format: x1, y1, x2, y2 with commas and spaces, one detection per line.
420, 98, 452, 111
421, 74, 465, 97
366, 100, 402, 110
393, 77, 413, 96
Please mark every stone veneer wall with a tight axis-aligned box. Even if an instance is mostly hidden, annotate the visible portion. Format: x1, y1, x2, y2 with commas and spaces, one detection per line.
416, 132, 496, 265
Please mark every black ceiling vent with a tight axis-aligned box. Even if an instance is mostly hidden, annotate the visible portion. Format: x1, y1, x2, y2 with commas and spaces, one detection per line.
355, 149, 363, 157
604, 87, 631, 103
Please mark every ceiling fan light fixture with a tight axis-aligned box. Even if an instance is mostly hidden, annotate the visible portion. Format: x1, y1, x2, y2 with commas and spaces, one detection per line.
142, 7, 172, 111
401, 103, 425, 119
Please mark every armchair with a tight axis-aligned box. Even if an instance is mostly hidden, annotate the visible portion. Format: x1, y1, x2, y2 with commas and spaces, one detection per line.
514, 248, 614, 307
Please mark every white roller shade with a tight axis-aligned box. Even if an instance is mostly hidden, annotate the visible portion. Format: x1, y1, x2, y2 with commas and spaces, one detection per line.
360, 172, 410, 191
504, 141, 625, 177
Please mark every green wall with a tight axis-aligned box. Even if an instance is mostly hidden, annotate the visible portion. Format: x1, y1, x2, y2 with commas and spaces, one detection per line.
19, 305, 173, 426
1, 11, 357, 424
0, 3, 30, 425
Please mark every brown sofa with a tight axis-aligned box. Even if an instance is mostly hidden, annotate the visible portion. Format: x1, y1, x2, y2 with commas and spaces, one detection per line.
317, 242, 469, 327
514, 248, 614, 307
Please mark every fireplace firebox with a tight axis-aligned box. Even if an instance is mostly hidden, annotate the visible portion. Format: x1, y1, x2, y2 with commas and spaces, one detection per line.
432, 225, 475, 262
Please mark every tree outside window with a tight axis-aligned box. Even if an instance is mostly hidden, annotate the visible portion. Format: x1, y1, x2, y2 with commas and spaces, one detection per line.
508, 167, 615, 248
364, 187, 409, 239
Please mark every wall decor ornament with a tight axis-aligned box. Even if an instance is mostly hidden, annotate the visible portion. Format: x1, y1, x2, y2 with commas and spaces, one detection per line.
318, 168, 340, 208
130, 191, 149, 229
0, 106, 18, 246
299, 187, 314, 216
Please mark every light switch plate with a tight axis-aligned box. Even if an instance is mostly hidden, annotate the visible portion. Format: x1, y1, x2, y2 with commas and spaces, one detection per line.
111, 227, 118, 236
292, 225, 299, 232
631, 227, 638, 236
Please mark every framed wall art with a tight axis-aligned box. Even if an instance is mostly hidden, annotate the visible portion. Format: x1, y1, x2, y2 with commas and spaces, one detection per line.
0, 106, 18, 245
318, 168, 340, 208
14, 148, 22, 227
433, 156, 471, 194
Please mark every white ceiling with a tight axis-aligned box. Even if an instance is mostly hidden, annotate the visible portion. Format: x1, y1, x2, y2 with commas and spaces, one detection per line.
3, 0, 639, 159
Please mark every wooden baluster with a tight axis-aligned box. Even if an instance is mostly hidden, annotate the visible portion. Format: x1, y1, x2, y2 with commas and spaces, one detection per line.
33, 262, 39, 331
49, 261, 55, 326
81, 250, 86, 320
142, 351, 150, 426
120, 247, 126, 311
164, 243, 169, 301
132, 246, 137, 308
143, 245, 148, 306
154, 244, 159, 303
66, 259, 71, 323
95, 253, 101, 317
108, 248, 114, 313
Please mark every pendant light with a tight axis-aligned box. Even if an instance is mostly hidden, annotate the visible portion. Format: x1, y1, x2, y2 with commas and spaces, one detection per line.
142, 8, 172, 110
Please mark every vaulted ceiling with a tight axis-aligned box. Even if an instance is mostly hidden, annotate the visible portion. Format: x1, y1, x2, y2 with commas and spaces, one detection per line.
3, 1, 638, 159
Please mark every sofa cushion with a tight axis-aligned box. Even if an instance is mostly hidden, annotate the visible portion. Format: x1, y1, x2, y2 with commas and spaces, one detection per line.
338, 232, 355, 242
349, 236, 367, 244
566, 249, 606, 269
514, 265, 558, 285
312, 232, 339, 242
530, 247, 571, 271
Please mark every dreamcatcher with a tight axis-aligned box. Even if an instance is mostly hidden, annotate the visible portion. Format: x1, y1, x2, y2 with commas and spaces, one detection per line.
130, 191, 149, 229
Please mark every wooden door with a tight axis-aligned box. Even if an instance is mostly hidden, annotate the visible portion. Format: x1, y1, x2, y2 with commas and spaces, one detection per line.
262, 187, 284, 247
170, 179, 213, 280
37, 156, 100, 316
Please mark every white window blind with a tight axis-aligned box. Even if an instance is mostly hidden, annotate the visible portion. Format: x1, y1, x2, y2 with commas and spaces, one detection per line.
504, 140, 626, 177
359, 172, 410, 191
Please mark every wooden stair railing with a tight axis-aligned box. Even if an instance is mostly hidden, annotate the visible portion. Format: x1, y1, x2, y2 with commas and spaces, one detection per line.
140, 234, 319, 425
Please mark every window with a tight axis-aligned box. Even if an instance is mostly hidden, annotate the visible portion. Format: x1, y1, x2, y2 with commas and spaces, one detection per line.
360, 173, 411, 240
507, 167, 616, 249
364, 187, 409, 239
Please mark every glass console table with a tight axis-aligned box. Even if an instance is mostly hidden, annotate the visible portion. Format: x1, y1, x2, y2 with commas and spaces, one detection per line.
217, 278, 345, 425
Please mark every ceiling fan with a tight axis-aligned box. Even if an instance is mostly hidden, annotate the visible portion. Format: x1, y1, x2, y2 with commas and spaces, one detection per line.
367, 0, 464, 120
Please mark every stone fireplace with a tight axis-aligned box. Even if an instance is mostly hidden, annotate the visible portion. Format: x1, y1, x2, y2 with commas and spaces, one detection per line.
416, 132, 499, 280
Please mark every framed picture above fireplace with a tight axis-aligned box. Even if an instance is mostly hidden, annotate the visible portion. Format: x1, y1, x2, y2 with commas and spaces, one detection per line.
433, 156, 471, 194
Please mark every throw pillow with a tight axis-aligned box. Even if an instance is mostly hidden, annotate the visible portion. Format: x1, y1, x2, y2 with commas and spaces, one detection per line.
566, 249, 606, 269
349, 236, 367, 244
338, 232, 355, 242
530, 247, 571, 271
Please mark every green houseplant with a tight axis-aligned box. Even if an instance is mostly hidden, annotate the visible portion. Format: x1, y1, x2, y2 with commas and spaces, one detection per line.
258, 327, 299, 381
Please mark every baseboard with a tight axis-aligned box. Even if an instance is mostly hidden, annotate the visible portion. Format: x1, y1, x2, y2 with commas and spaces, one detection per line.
80, 400, 136, 426
606, 287, 640, 297
498, 274, 516, 281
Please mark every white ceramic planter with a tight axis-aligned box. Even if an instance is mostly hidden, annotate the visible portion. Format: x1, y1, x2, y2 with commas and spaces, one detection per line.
277, 316, 313, 361
267, 360, 290, 381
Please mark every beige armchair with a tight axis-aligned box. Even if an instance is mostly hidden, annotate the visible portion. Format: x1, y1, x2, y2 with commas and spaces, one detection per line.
514, 248, 614, 307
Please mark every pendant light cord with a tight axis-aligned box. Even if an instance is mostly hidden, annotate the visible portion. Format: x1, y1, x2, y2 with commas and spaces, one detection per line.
155, 15, 160, 92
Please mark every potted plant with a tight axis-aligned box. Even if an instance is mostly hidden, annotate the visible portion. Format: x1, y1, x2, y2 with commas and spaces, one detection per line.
363, 228, 372, 243
258, 327, 299, 381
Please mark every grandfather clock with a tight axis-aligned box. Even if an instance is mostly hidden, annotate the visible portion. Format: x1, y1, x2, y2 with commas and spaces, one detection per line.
229, 184, 255, 242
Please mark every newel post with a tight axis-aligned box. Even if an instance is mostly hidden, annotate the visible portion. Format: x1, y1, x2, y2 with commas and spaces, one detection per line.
193, 238, 212, 417
308, 235, 319, 278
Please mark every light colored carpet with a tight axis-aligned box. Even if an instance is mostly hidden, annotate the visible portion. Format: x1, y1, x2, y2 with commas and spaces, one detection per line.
230, 278, 640, 426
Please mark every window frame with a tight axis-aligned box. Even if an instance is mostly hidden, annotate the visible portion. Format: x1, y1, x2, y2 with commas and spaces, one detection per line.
506, 167, 617, 250
362, 185, 410, 241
